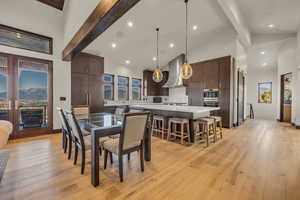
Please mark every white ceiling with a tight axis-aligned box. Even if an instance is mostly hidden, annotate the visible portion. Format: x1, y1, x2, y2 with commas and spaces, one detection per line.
236, 0, 300, 34
83, 0, 232, 69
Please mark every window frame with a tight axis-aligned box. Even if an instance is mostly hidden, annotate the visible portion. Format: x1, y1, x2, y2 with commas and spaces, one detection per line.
0, 24, 53, 55
103, 74, 114, 101
132, 78, 142, 100
117, 76, 129, 101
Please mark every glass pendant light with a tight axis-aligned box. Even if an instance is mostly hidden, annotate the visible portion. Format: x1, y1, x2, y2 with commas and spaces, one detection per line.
153, 28, 163, 83
182, 0, 193, 79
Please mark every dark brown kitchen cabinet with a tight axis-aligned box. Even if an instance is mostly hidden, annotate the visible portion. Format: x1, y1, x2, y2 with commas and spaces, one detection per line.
203, 60, 219, 89
71, 53, 104, 113
143, 70, 169, 96
186, 56, 234, 128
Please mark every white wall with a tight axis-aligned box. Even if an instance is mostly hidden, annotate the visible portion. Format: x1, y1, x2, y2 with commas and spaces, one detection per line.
247, 67, 278, 120
64, 0, 101, 46
0, 0, 71, 129
277, 38, 297, 123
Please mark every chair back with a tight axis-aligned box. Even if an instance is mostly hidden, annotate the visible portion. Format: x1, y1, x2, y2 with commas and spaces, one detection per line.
65, 110, 85, 148
57, 108, 70, 134
120, 112, 149, 151
115, 107, 125, 115
0, 120, 12, 149
73, 106, 89, 116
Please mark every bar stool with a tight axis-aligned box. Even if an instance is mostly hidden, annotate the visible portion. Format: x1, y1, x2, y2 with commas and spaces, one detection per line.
195, 118, 216, 147
151, 116, 167, 139
210, 116, 223, 140
167, 118, 191, 145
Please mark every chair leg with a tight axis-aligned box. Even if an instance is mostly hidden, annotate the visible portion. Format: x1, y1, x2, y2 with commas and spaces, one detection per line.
140, 145, 144, 172
81, 149, 85, 174
110, 152, 113, 164
181, 123, 184, 145
119, 154, 124, 182
104, 150, 108, 169
68, 138, 72, 160
127, 153, 131, 161
219, 121, 223, 139
205, 125, 209, 147
151, 119, 155, 136
167, 120, 171, 141
186, 122, 191, 143
74, 145, 78, 165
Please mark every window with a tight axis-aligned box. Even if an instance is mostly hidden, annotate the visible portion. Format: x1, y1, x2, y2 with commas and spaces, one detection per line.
0, 24, 52, 54
103, 74, 114, 100
132, 78, 141, 100
118, 76, 129, 100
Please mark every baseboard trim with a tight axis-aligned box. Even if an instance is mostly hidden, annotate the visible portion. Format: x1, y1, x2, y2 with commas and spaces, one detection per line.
52, 129, 62, 134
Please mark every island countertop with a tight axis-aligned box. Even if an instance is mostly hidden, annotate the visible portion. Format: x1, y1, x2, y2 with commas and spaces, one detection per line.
129, 104, 220, 119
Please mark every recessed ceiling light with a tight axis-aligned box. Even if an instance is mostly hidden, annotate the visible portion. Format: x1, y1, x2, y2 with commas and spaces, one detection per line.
125, 60, 131, 64
263, 62, 267, 67
192, 25, 198, 31
153, 57, 157, 61
111, 43, 117, 48
261, 51, 265, 55
169, 43, 174, 48
16, 33, 22, 39
268, 24, 275, 28
127, 21, 133, 27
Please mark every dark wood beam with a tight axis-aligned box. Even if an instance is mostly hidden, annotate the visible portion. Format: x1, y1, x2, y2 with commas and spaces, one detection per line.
62, 0, 141, 61
37, 0, 65, 11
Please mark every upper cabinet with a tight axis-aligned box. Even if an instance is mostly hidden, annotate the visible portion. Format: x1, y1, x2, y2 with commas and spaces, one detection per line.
143, 70, 169, 96
71, 53, 104, 76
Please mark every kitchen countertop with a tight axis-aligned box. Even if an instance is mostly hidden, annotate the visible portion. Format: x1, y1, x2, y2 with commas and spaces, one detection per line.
130, 104, 219, 113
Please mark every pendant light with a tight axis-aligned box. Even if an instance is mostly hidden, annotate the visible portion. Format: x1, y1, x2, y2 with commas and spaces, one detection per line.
182, 0, 193, 79
153, 28, 163, 83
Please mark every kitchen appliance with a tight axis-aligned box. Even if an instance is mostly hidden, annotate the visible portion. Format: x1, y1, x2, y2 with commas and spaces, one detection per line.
153, 97, 162, 103
163, 54, 185, 88
203, 89, 219, 107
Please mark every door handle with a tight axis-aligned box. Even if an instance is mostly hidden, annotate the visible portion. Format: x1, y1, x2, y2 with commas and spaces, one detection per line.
15, 100, 19, 110
8, 100, 12, 110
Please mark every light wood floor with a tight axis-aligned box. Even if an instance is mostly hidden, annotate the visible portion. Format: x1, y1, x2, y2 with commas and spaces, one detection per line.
1, 120, 300, 200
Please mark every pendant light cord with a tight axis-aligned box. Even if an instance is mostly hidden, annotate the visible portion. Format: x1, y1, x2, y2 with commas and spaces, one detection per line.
156, 28, 159, 69
185, 0, 188, 63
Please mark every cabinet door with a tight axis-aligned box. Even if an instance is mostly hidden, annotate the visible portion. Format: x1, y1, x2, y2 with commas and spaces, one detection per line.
89, 56, 104, 76
219, 88, 231, 128
203, 60, 219, 89
71, 54, 89, 74
219, 58, 231, 89
191, 63, 204, 83
188, 83, 203, 106
88, 75, 104, 113
71, 74, 89, 106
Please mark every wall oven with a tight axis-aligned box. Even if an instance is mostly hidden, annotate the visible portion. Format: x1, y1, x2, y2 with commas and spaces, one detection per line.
203, 89, 219, 107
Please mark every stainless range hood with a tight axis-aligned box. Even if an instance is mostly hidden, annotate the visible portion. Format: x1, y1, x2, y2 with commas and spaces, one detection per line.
163, 54, 185, 88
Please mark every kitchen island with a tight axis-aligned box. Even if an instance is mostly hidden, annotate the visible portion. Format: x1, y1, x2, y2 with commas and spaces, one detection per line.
130, 104, 220, 142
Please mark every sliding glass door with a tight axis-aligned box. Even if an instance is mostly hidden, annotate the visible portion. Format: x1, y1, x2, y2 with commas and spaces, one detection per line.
0, 53, 53, 138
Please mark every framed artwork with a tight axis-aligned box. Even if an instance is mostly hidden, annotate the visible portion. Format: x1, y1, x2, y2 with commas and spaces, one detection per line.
258, 82, 272, 104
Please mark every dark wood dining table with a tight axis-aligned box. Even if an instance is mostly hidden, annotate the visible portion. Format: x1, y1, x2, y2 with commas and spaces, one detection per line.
77, 112, 151, 187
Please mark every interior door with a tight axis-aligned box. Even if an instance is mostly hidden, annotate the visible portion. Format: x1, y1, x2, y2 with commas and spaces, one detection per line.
237, 71, 245, 126
13, 56, 53, 138
0, 54, 13, 124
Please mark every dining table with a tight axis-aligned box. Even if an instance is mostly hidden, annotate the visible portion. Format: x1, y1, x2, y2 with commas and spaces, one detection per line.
77, 112, 152, 187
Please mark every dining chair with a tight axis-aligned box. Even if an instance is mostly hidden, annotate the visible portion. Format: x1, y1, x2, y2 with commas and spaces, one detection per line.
66, 110, 111, 174
103, 112, 150, 182
115, 107, 126, 115
57, 108, 72, 159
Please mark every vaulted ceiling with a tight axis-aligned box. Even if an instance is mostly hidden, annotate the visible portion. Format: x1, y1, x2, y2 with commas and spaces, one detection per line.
36, 0, 65, 11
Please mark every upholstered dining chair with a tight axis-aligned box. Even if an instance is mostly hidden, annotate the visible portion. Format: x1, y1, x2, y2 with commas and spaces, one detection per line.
57, 108, 73, 159
103, 112, 150, 182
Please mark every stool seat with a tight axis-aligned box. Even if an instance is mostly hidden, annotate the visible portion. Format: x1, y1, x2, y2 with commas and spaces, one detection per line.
169, 118, 189, 123
210, 116, 221, 122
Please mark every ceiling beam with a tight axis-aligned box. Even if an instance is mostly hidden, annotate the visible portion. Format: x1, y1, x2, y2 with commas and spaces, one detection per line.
62, 0, 141, 61
218, 0, 251, 48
